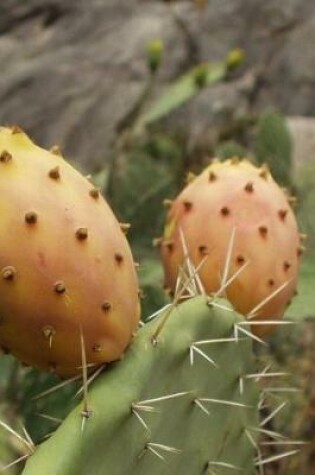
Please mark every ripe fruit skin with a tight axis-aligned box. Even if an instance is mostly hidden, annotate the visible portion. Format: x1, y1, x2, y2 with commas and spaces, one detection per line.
0, 127, 140, 376
160, 159, 301, 336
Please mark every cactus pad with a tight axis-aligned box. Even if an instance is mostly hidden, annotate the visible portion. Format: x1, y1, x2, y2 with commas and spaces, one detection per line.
23, 296, 259, 475
160, 159, 301, 336
0, 127, 140, 376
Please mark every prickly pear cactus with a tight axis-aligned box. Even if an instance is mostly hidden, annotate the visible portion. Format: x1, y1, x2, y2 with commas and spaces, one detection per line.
159, 159, 302, 336
0, 126, 140, 377
23, 296, 260, 475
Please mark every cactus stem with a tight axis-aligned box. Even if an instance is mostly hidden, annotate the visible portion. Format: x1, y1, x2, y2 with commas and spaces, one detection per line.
75, 227, 89, 241
278, 209, 288, 221
25, 211, 38, 225
48, 166, 61, 180
189, 344, 218, 367
244, 182, 254, 193
1, 265, 17, 280
54, 280, 66, 294
220, 206, 230, 216
89, 188, 100, 199
207, 300, 234, 313
50, 145, 62, 156
208, 171, 217, 182
0, 150, 12, 163
73, 364, 106, 400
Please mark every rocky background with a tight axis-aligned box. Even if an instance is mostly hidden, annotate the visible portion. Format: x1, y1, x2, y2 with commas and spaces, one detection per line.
0, 0, 315, 171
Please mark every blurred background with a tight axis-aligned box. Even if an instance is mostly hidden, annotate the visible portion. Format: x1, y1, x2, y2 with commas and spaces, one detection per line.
0, 1, 314, 474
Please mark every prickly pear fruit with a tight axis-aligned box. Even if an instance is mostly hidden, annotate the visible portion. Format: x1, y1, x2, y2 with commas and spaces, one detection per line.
160, 159, 301, 336
0, 126, 140, 376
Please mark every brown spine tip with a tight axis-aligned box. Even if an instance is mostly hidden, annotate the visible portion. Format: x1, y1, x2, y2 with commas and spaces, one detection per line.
231, 156, 241, 165
119, 222, 131, 234
258, 225, 268, 237
114, 253, 124, 264
50, 145, 62, 156
1, 266, 16, 281
258, 163, 270, 180
278, 209, 288, 221
186, 171, 196, 184
163, 239, 174, 252
153, 237, 163, 248
236, 255, 245, 265
163, 199, 173, 209
268, 278, 275, 287
299, 233, 307, 242
288, 196, 297, 206
198, 245, 208, 256
75, 227, 88, 240
208, 171, 217, 182
297, 245, 306, 257
101, 301, 112, 312
11, 125, 23, 134
0, 150, 12, 163
183, 200, 193, 211
89, 187, 100, 199
25, 211, 38, 225
163, 286, 174, 298
48, 166, 61, 180
220, 206, 230, 216
54, 281, 66, 294
244, 182, 254, 193
283, 261, 291, 272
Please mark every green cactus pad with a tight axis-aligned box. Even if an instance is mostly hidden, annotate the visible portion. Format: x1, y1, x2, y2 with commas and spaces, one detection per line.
23, 296, 259, 475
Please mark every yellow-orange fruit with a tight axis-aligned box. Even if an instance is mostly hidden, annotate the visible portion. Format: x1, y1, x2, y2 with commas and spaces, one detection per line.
0, 127, 140, 376
160, 159, 302, 337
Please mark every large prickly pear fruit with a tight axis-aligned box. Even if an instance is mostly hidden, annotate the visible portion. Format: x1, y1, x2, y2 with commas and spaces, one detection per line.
160, 159, 302, 336
23, 296, 260, 475
0, 126, 140, 376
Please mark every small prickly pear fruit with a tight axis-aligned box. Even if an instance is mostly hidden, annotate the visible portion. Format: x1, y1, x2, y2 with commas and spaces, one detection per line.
160, 159, 301, 336
0, 127, 140, 376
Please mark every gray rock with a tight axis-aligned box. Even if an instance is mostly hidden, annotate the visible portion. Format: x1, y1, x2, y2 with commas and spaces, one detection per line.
0, 0, 315, 170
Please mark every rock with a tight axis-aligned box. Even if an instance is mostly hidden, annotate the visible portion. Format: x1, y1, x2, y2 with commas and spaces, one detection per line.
0, 0, 315, 170
287, 117, 315, 172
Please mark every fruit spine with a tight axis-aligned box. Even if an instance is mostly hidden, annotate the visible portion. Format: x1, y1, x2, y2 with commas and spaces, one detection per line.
159, 158, 302, 336
0, 126, 140, 376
